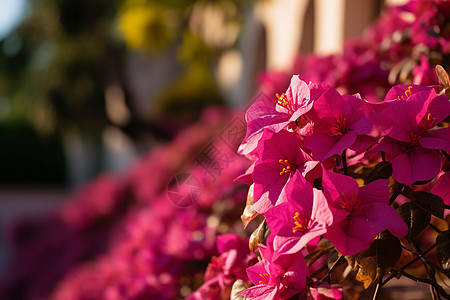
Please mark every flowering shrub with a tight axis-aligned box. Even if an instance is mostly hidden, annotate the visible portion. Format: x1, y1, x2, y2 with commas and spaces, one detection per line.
192, 71, 450, 299
260, 0, 450, 104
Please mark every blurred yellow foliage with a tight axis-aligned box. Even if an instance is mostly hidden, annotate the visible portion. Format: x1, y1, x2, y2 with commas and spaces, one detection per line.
117, 2, 177, 52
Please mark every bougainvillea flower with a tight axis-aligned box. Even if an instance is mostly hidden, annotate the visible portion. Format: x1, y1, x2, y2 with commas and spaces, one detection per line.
371, 85, 450, 185
252, 129, 320, 213
263, 171, 333, 256
301, 283, 343, 300
431, 172, 450, 206
189, 234, 257, 300
321, 169, 408, 256
241, 242, 307, 300
303, 91, 374, 161
238, 76, 326, 158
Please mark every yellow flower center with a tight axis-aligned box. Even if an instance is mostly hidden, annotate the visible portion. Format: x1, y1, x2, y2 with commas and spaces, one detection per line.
292, 212, 308, 233
339, 192, 360, 212
276, 93, 293, 108
419, 112, 437, 131
397, 85, 413, 100
258, 273, 270, 285
279, 159, 296, 175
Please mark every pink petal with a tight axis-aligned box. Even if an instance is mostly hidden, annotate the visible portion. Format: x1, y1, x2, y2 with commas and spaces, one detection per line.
373, 136, 402, 157
416, 91, 450, 126
322, 168, 359, 210
349, 135, 377, 152
325, 218, 371, 256
357, 179, 390, 205
392, 153, 414, 186
421, 127, 450, 152
246, 260, 270, 286
431, 172, 450, 206
311, 189, 334, 227
409, 147, 442, 184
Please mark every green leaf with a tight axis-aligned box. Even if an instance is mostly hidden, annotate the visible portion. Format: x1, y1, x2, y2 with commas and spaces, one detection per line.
436, 65, 450, 88
397, 202, 431, 242
366, 161, 392, 184
352, 231, 402, 287
436, 230, 450, 279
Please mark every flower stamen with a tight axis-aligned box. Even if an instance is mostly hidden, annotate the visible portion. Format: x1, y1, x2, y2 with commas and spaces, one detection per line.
276, 93, 292, 108
258, 273, 270, 285
339, 192, 360, 212
279, 159, 296, 175
419, 113, 437, 131
331, 113, 348, 136
397, 86, 413, 100
292, 212, 308, 233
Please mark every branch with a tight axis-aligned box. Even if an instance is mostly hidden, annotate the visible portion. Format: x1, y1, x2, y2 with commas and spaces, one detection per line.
398, 271, 450, 300
315, 255, 344, 284
342, 149, 348, 176
382, 243, 437, 286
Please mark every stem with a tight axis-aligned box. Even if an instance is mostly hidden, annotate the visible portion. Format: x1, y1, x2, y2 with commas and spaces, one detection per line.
381, 151, 386, 162
413, 241, 440, 300
382, 243, 437, 287
316, 255, 344, 284
342, 149, 348, 176
372, 277, 383, 300
398, 271, 450, 300
309, 264, 329, 279
429, 223, 442, 234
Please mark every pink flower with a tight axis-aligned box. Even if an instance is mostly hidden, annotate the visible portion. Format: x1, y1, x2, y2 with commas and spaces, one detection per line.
239, 76, 325, 158
252, 129, 320, 213
263, 171, 333, 256
321, 169, 408, 256
189, 234, 257, 300
241, 242, 307, 300
301, 283, 343, 300
371, 85, 450, 185
303, 90, 374, 161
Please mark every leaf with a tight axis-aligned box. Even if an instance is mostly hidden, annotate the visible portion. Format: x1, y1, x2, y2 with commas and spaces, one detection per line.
436, 65, 450, 88
415, 191, 445, 219
230, 280, 248, 300
241, 184, 259, 228
436, 230, 450, 278
397, 202, 431, 242
352, 231, 402, 288
366, 161, 392, 184
356, 268, 373, 289
249, 218, 270, 252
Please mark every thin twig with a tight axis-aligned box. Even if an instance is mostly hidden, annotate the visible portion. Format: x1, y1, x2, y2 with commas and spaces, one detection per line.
316, 255, 344, 284
429, 223, 442, 234
399, 271, 450, 300
342, 149, 349, 176
382, 243, 437, 286
413, 241, 440, 300
372, 277, 383, 300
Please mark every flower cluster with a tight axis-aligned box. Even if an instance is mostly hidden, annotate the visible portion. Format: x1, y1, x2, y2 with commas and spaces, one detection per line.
260, 0, 450, 104
231, 75, 450, 299
0, 108, 252, 300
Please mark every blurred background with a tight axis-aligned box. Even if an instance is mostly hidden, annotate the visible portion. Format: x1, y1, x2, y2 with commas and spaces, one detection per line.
0, 0, 433, 298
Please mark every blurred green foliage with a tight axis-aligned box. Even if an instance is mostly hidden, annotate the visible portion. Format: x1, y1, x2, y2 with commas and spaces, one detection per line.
0, 0, 257, 184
